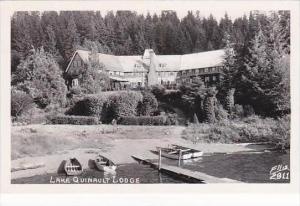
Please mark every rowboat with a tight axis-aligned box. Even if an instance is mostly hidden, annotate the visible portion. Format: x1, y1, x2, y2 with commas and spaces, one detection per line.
171, 144, 204, 158
155, 145, 203, 160
94, 154, 117, 173
64, 158, 83, 176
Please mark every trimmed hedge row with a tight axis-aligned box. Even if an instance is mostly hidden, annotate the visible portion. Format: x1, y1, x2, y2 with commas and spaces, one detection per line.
118, 116, 166, 125
47, 115, 99, 125
67, 91, 143, 123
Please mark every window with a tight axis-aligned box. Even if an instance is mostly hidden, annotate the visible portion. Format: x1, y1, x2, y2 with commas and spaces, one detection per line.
170, 72, 174, 76
212, 76, 216, 81
204, 68, 208, 73
159, 63, 166, 68
72, 78, 79, 87
212, 67, 215, 72
205, 77, 209, 82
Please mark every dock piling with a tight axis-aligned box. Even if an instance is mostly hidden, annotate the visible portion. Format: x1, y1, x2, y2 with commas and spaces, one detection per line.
158, 148, 162, 170
178, 150, 182, 167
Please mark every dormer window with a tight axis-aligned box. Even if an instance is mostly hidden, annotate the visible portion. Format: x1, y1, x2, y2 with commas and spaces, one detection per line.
159, 63, 167, 68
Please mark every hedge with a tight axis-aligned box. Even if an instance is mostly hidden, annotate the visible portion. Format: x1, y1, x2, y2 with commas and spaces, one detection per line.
67, 91, 143, 123
109, 91, 143, 118
47, 115, 99, 125
118, 115, 165, 125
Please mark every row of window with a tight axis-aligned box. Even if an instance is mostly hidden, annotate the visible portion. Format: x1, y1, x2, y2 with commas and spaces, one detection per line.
178, 75, 218, 84
179, 67, 220, 76
73, 60, 82, 67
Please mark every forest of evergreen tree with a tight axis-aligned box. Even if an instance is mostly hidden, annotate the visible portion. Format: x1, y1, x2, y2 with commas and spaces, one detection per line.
11, 10, 288, 72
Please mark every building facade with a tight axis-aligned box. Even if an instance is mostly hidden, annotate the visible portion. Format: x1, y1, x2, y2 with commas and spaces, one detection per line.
65, 49, 225, 90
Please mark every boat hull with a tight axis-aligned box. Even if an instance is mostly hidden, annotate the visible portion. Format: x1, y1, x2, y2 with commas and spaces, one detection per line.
64, 158, 83, 176
94, 155, 117, 173
157, 145, 204, 160
95, 163, 117, 173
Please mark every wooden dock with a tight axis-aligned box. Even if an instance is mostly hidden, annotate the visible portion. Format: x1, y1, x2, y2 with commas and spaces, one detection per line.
132, 155, 242, 183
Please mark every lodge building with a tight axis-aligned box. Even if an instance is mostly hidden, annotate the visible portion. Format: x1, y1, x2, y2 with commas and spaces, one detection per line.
65, 49, 225, 90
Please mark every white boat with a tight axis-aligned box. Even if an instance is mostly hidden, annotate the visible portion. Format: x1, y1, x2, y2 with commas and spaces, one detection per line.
64, 158, 83, 176
94, 154, 117, 173
155, 145, 203, 160
171, 144, 204, 158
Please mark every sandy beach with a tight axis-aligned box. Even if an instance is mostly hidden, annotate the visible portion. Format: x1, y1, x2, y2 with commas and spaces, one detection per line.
11, 124, 272, 180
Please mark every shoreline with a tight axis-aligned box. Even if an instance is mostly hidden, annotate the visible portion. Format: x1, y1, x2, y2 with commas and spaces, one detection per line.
11, 124, 275, 180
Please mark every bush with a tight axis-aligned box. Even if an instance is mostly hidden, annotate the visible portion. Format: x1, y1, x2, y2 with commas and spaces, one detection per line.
11, 88, 33, 120
151, 85, 166, 99
182, 115, 290, 147
109, 91, 143, 118
17, 106, 47, 124
47, 115, 99, 125
244, 105, 255, 117
118, 116, 165, 125
231, 104, 244, 119
215, 102, 229, 122
13, 48, 67, 108
138, 91, 158, 116
66, 91, 143, 123
165, 113, 178, 125
66, 93, 110, 118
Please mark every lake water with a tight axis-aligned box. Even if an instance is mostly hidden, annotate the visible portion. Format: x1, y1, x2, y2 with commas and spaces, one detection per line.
11, 151, 289, 184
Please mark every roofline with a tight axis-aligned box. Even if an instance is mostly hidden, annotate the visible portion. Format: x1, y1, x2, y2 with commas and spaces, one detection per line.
70, 49, 225, 59
65, 51, 80, 73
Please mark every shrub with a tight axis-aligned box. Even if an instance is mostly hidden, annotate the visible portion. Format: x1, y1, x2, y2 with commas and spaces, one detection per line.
47, 115, 99, 125
182, 115, 290, 147
165, 113, 178, 125
66, 93, 110, 119
108, 91, 143, 118
17, 106, 47, 124
244, 105, 255, 117
118, 115, 165, 125
13, 48, 67, 108
203, 88, 217, 123
66, 91, 143, 123
151, 85, 166, 99
11, 88, 33, 120
138, 91, 158, 116
215, 102, 229, 122
231, 104, 244, 119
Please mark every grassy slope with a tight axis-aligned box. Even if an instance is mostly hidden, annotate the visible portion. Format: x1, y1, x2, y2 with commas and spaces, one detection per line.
11, 124, 185, 160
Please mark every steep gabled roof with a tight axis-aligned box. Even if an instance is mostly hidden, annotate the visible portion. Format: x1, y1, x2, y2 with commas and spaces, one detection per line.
181, 49, 225, 70
66, 49, 225, 74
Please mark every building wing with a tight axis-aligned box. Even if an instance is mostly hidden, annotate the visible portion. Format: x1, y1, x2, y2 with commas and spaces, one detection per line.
180, 49, 225, 70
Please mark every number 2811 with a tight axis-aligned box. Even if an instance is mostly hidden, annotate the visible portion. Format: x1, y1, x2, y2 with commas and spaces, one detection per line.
270, 172, 289, 180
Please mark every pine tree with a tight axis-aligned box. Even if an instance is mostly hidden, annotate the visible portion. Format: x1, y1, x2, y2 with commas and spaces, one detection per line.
244, 14, 290, 117
58, 12, 80, 64
203, 88, 217, 123
13, 48, 67, 108
78, 47, 110, 93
